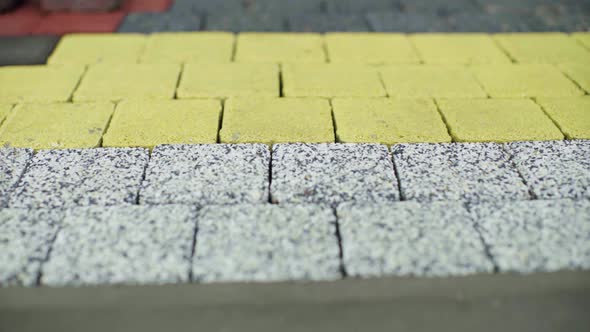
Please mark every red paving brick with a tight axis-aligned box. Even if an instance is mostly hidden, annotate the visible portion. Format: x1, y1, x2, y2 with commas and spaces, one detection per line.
122, 0, 172, 13
0, 5, 43, 36
33, 11, 125, 34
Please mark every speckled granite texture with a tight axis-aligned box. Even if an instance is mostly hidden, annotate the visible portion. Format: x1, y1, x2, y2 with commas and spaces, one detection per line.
0, 148, 32, 207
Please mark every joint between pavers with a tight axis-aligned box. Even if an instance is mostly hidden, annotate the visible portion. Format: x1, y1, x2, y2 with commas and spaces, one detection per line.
331, 206, 349, 278
36, 223, 63, 287
500, 143, 538, 201
432, 98, 454, 142
531, 97, 570, 140
188, 209, 199, 283
390, 149, 405, 201
465, 203, 500, 274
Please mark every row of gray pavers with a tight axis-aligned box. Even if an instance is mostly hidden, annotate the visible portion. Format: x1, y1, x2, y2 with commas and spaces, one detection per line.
1, 140, 589, 209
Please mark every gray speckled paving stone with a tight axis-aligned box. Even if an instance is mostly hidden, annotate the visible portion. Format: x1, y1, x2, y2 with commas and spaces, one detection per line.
287, 13, 369, 32
366, 11, 453, 32
205, 12, 285, 32
0, 36, 60, 66
505, 140, 590, 200
0, 148, 32, 207
9, 148, 148, 209
472, 199, 590, 273
140, 144, 270, 206
323, 0, 395, 14
41, 205, 197, 287
0, 209, 62, 287
170, 0, 244, 15
271, 144, 399, 206
337, 201, 494, 277
193, 204, 341, 283
392, 143, 529, 203
447, 11, 548, 32
118, 12, 202, 33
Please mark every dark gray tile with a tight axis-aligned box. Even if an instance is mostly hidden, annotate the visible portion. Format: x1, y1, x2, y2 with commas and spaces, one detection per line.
367, 11, 453, 32
287, 13, 369, 32
118, 12, 202, 33
0, 36, 60, 66
398, 0, 481, 16
323, 0, 395, 14
170, 0, 244, 15
448, 11, 548, 32
205, 12, 285, 32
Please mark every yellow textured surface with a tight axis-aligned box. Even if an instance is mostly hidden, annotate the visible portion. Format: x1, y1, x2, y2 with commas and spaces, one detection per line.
472, 64, 584, 98
494, 33, 590, 64
0, 104, 13, 125
572, 33, 590, 50
177, 63, 278, 99
332, 98, 451, 145
536, 97, 590, 139
438, 98, 563, 142
0, 65, 84, 103
0, 102, 114, 149
282, 64, 385, 97
325, 33, 419, 64
234, 33, 325, 63
380, 65, 487, 98
141, 32, 234, 64
48, 33, 146, 65
73, 64, 181, 102
103, 99, 221, 148
559, 63, 590, 94
220, 98, 334, 144
411, 34, 511, 64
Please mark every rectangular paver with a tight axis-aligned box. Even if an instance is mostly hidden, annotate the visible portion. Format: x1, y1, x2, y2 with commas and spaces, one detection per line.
235, 33, 326, 63
494, 33, 590, 63
559, 63, 590, 94
572, 32, 590, 50
325, 33, 420, 64
117, 12, 202, 33
536, 97, 590, 139
47, 34, 147, 65
206, 13, 285, 32
193, 204, 341, 283
410, 33, 512, 64
287, 13, 370, 33
367, 11, 454, 32
0, 103, 12, 125
0, 148, 32, 207
141, 32, 234, 64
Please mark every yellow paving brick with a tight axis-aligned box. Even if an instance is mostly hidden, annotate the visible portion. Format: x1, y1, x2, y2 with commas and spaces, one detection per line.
73, 64, 180, 102
438, 99, 563, 142
572, 32, 590, 50
0, 65, 84, 103
380, 65, 486, 98
48, 33, 146, 65
177, 63, 278, 99
410, 33, 511, 64
559, 63, 590, 94
325, 33, 419, 64
332, 98, 451, 145
536, 97, 590, 139
494, 33, 590, 64
102, 99, 221, 148
0, 102, 114, 149
141, 32, 234, 64
472, 64, 584, 98
282, 64, 385, 98
0, 104, 13, 126
220, 98, 334, 144
234, 33, 325, 63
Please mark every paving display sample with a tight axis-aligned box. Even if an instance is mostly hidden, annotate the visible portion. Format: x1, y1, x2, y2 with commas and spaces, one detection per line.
410, 34, 511, 64
234, 33, 326, 63
0, 148, 32, 207
47, 33, 147, 65
536, 97, 590, 139
140, 32, 234, 63
324, 33, 419, 64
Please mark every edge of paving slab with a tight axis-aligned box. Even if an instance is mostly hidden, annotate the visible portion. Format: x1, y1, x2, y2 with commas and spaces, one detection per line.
1, 271, 590, 332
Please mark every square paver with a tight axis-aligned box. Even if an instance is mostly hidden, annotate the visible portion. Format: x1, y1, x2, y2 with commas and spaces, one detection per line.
282, 64, 386, 97
9, 148, 148, 209
47, 34, 146, 65
559, 63, 590, 94
505, 140, 590, 200
193, 204, 341, 283
141, 32, 234, 64
0, 65, 85, 103
0, 209, 62, 286
177, 63, 279, 99
437, 99, 563, 142
337, 201, 494, 277
447, 11, 547, 33
271, 143, 399, 205
494, 33, 590, 64
206, 12, 284, 32
287, 14, 370, 33
331, 98, 451, 145
410, 34, 512, 64
0, 148, 32, 207
220, 98, 334, 144
392, 143, 529, 202
537, 97, 590, 139
380, 65, 487, 98
117, 12, 202, 33
0, 36, 59, 66
234, 33, 326, 63
572, 32, 590, 50
367, 11, 454, 32
41, 205, 196, 286
323, 0, 394, 13
103, 99, 221, 148
473, 199, 590, 273
140, 144, 269, 205
325, 33, 419, 64
0, 102, 114, 150
73, 64, 181, 102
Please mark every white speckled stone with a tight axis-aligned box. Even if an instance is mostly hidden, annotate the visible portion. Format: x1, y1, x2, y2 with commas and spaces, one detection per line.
337, 201, 494, 277
505, 140, 590, 200
193, 204, 341, 283
140, 144, 270, 205
0, 209, 62, 287
0, 148, 33, 207
392, 143, 529, 203
472, 199, 590, 273
41, 205, 197, 286
9, 148, 149, 209
271, 143, 399, 206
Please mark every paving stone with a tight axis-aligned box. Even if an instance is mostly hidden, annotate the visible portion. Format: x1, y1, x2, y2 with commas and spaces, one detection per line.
367, 11, 453, 32
271, 143, 399, 205
206, 12, 285, 32
170, 0, 243, 15
323, 0, 394, 14
337, 201, 493, 277
33, 12, 126, 34
287, 14, 369, 32
0, 102, 114, 150
494, 33, 590, 64
9, 148, 148, 209
234, 33, 325, 63
447, 11, 547, 32
193, 204, 341, 283
0, 65, 84, 103
399, 0, 481, 16
325, 33, 419, 64
140, 32, 234, 64
240, 0, 324, 16
0, 36, 59, 66
572, 32, 590, 50
0, 102, 11, 124
140, 144, 269, 205
118, 12, 202, 33
0, 148, 32, 207
437, 98, 563, 142
410, 33, 511, 64
0, 209, 62, 287
505, 140, 590, 200
0, 5, 43, 36
39, 0, 122, 11
47, 33, 146, 65
533, 4, 590, 32
122, 0, 172, 12
559, 63, 590, 94
473, 199, 590, 273
392, 143, 529, 202
41, 205, 196, 286
536, 97, 590, 139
